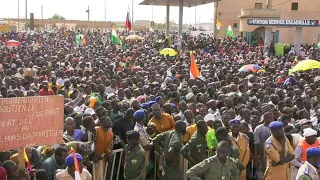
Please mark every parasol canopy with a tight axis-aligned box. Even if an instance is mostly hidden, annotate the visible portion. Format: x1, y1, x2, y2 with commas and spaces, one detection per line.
125, 35, 143, 41
6, 40, 21, 47
239, 64, 265, 73
291, 60, 320, 72
159, 48, 177, 56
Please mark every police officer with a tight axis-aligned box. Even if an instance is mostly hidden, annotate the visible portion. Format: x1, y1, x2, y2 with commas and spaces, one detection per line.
228, 119, 250, 180
296, 147, 320, 180
153, 120, 187, 180
264, 121, 295, 180
186, 141, 239, 180
124, 130, 146, 180
215, 127, 240, 160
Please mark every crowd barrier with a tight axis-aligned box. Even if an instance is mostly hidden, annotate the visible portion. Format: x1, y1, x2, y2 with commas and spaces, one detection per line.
92, 149, 216, 180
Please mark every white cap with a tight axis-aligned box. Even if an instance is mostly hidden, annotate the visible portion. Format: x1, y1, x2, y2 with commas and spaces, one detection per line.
84, 108, 96, 115
303, 128, 317, 137
107, 93, 116, 100
204, 114, 216, 123
186, 93, 194, 101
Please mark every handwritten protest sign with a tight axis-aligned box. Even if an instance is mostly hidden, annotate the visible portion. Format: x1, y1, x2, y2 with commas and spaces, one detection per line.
0, 96, 64, 151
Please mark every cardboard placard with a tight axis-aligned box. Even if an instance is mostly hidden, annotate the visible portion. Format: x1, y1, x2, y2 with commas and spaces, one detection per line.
0, 96, 64, 151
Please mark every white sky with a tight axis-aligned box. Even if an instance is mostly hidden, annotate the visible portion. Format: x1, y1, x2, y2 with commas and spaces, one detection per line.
0, 0, 215, 24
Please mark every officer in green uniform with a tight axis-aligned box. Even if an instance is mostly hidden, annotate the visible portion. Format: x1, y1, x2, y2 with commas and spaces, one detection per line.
153, 120, 187, 180
181, 120, 208, 167
215, 127, 240, 159
124, 130, 146, 180
186, 141, 239, 180
296, 147, 320, 180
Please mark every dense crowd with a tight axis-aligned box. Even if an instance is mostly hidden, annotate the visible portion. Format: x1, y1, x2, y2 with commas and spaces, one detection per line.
0, 28, 319, 180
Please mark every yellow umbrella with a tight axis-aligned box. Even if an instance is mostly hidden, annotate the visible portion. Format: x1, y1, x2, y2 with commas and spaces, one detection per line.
125, 35, 143, 41
291, 60, 320, 72
159, 48, 177, 56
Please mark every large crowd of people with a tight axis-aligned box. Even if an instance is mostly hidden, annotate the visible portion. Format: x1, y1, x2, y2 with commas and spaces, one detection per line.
0, 28, 319, 180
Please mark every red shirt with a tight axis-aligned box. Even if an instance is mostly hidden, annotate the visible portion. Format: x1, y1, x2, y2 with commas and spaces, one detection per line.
39, 89, 55, 96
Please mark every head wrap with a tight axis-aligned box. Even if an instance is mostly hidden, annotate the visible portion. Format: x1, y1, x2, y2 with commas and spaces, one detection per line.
186, 93, 194, 101
229, 119, 241, 125
303, 128, 317, 137
204, 114, 216, 123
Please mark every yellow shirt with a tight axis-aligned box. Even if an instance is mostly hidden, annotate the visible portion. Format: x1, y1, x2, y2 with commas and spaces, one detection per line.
264, 135, 295, 180
184, 124, 197, 142
95, 126, 114, 156
184, 125, 212, 143
149, 113, 175, 134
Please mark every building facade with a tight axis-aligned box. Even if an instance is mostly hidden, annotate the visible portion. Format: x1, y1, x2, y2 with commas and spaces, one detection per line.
216, 0, 320, 46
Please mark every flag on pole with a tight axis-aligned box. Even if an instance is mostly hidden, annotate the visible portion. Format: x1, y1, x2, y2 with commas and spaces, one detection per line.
190, 51, 200, 79
111, 25, 122, 45
125, 7, 132, 31
69, 148, 81, 180
226, 21, 234, 37
24, 148, 33, 172
216, 19, 222, 34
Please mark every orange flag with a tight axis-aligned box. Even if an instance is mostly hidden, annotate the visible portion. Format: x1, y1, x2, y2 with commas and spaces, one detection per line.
190, 51, 200, 79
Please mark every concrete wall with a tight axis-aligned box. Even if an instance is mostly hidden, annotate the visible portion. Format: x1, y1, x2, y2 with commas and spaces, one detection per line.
217, 0, 320, 44
216, 0, 265, 38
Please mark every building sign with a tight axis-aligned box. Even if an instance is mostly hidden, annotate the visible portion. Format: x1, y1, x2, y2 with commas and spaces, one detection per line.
247, 19, 319, 27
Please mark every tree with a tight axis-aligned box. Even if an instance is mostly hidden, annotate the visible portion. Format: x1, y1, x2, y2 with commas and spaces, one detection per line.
51, 14, 66, 20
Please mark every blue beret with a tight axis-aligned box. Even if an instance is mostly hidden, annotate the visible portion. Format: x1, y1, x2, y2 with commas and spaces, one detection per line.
268, 121, 283, 129
140, 103, 149, 109
170, 103, 176, 107
143, 85, 150, 89
306, 147, 320, 157
148, 101, 157, 106
134, 110, 145, 120
229, 119, 240, 124
65, 153, 83, 166
155, 96, 163, 102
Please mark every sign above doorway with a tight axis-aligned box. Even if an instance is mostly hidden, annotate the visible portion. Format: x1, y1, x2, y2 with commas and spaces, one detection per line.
247, 19, 319, 27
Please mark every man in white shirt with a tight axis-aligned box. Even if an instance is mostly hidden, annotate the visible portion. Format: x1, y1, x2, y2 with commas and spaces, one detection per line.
56, 153, 92, 180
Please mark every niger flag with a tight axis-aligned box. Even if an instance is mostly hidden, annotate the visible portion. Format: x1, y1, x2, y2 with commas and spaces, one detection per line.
190, 51, 200, 79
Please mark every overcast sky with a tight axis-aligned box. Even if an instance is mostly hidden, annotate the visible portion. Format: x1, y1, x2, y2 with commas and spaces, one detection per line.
0, 0, 215, 24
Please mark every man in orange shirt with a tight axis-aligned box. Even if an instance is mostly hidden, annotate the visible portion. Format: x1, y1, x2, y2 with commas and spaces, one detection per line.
94, 116, 114, 180
291, 128, 319, 168
149, 103, 175, 134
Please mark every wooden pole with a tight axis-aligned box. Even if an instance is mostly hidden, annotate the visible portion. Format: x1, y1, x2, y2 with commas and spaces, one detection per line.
18, 148, 25, 169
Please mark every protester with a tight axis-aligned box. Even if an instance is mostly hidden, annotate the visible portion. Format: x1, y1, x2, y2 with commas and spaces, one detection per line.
0, 27, 320, 180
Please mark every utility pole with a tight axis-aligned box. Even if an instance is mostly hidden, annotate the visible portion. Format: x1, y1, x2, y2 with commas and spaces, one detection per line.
86, 6, 90, 29
194, 7, 196, 30
132, 0, 134, 30
41, 5, 43, 30
104, 0, 107, 31
18, 0, 20, 30
25, 0, 27, 31
213, 2, 218, 38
